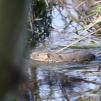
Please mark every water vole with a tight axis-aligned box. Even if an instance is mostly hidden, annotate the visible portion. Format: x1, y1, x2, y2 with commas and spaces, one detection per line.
30, 50, 96, 63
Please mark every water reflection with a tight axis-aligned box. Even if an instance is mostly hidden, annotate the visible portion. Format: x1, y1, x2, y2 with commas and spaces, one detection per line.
29, 64, 101, 101
24, 47, 101, 101
25, 1, 101, 101
24, 54, 101, 101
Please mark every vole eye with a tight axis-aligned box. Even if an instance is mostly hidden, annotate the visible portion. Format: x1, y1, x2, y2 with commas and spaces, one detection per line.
59, 55, 63, 59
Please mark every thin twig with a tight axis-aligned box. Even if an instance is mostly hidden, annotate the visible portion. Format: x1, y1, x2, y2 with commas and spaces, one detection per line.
44, 0, 49, 7
75, 1, 86, 9
55, 27, 101, 53
55, 16, 101, 53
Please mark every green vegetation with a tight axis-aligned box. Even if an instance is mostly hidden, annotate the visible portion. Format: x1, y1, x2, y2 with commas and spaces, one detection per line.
29, 0, 52, 47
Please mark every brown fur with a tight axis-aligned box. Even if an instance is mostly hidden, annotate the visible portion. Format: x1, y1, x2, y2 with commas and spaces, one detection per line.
30, 50, 95, 63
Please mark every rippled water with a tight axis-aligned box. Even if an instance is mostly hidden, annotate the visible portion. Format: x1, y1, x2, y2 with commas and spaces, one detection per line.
28, 34, 101, 101
27, 2, 101, 101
